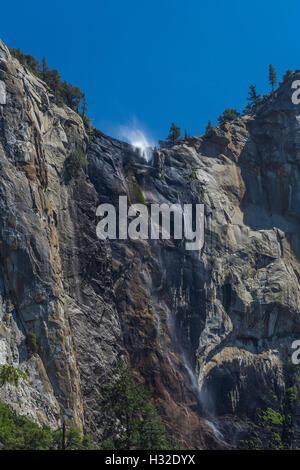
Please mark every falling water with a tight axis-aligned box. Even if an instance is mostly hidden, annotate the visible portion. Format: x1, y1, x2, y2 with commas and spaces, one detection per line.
181, 353, 227, 445
119, 126, 154, 162
204, 419, 226, 444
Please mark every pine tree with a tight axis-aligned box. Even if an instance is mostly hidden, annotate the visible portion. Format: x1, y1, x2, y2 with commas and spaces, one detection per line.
205, 120, 214, 133
138, 402, 175, 450
184, 128, 188, 140
60, 82, 84, 112
44, 69, 61, 104
283, 69, 293, 82
159, 123, 181, 148
52, 425, 97, 450
9, 46, 88, 117
165, 122, 181, 147
9, 48, 39, 75
269, 64, 277, 91
99, 359, 174, 450
246, 85, 260, 111
217, 108, 240, 125
81, 95, 87, 116
39, 57, 49, 82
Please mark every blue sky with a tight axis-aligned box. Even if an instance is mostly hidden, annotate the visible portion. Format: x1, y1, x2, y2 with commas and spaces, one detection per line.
1, 0, 299, 144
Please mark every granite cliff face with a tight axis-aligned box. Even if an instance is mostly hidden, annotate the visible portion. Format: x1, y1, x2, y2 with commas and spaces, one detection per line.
0, 39, 300, 449
0, 40, 121, 434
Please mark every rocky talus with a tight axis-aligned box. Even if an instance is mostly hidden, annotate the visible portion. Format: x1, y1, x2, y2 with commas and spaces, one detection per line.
0, 39, 300, 448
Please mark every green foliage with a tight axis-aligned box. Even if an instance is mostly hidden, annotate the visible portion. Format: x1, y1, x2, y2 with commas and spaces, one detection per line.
239, 435, 262, 450
269, 64, 277, 91
2, 313, 9, 323
0, 402, 97, 450
159, 122, 181, 148
287, 386, 297, 402
243, 407, 285, 450
0, 365, 28, 388
137, 402, 175, 450
217, 108, 240, 124
60, 81, 84, 113
191, 168, 197, 181
248, 361, 300, 450
0, 402, 53, 450
205, 120, 214, 133
26, 331, 39, 354
281, 361, 300, 447
9, 48, 39, 76
82, 115, 95, 138
52, 426, 98, 450
259, 408, 284, 427
9, 47, 91, 134
184, 168, 197, 182
99, 358, 175, 450
270, 432, 284, 450
133, 182, 146, 206
184, 168, 204, 199
66, 148, 88, 178
245, 85, 261, 113
197, 185, 205, 200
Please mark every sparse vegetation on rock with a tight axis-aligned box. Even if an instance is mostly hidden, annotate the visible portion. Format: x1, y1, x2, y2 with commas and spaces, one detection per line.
0, 365, 28, 388
26, 331, 40, 354
133, 182, 147, 205
217, 108, 240, 124
9, 47, 94, 134
66, 148, 88, 178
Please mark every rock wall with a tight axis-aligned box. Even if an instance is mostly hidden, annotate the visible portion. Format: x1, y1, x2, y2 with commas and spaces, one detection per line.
0, 38, 300, 449
0, 40, 121, 433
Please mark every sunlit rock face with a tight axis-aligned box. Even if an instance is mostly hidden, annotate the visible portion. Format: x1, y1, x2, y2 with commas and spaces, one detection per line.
88, 75, 300, 448
0, 40, 121, 434
0, 36, 300, 448
0, 81, 6, 105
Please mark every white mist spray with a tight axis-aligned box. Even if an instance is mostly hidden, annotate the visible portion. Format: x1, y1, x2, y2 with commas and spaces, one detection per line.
119, 126, 154, 162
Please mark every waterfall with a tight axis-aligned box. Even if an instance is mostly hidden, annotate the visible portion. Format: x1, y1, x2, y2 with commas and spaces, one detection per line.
119, 126, 154, 162
181, 351, 228, 446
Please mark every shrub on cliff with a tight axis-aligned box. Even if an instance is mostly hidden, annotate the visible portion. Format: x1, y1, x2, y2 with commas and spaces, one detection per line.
241, 362, 300, 450
245, 85, 261, 113
65, 148, 88, 178
133, 182, 146, 205
26, 331, 40, 354
217, 108, 240, 124
0, 365, 28, 388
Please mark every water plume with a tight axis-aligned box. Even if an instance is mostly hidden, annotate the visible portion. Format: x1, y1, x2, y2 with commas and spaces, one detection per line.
119, 125, 154, 162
